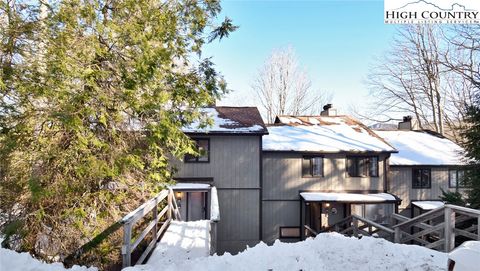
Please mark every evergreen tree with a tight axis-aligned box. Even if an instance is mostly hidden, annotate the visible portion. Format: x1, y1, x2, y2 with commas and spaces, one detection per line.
0, 0, 235, 262
463, 91, 480, 209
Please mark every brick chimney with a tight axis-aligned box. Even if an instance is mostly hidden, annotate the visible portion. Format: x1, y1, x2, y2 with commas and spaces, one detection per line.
320, 104, 337, 117
398, 116, 419, 130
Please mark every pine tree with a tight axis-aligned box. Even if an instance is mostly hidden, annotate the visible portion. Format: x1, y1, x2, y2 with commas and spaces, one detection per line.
463, 92, 480, 208
0, 0, 235, 263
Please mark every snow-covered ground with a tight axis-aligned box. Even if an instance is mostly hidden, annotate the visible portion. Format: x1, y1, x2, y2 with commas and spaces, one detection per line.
0, 246, 97, 271
1, 232, 448, 271
125, 233, 448, 271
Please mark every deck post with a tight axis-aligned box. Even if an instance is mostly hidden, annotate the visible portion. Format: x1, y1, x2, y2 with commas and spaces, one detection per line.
394, 227, 401, 243
444, 207, 455, 252
167, 190, 173, 220
477, 216, 480, 241
352, 218, 358, 237
153, 202, 158, 242
122, 222, 132, 268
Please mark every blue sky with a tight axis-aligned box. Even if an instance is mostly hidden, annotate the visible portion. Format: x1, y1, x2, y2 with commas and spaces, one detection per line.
202, 0, 400, 113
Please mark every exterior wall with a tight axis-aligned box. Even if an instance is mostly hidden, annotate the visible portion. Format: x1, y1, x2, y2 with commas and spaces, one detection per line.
173, 135, 261, 254
389, 166, 467, 217
261, 152, 390, 243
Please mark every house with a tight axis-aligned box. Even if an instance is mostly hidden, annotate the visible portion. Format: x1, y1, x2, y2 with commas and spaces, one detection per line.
375, 117, 467, 217
172, 107, 268, 254
261, 107, 400, 244
172, 106, 468, 255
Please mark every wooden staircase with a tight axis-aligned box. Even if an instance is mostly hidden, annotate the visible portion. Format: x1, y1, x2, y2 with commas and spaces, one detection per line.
305, 204, 480, 253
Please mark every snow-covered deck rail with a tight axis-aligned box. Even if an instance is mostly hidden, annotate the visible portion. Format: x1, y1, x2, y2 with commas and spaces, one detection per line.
121, 188, 181, 268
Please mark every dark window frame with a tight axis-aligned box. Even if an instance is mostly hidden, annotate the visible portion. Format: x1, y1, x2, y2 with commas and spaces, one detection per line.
346, 156, 379, 178
448, 169, 467, 188
412, 168, 431, 189
279, 226, 301, 239
184, 138, 210, 163
302, 155, 324, 178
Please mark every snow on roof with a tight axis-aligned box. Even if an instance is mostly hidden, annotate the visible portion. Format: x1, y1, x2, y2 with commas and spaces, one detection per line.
183, 107, 268, 134
169, 183, 211, 190
300, 192, 397, 202
375, 130, 465, 166
412, 201, 445, 210
262, 115, 396, 152
124, 232, 447, 271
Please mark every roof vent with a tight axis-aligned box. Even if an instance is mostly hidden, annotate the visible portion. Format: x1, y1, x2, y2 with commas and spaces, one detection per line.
321, 104, 337, 116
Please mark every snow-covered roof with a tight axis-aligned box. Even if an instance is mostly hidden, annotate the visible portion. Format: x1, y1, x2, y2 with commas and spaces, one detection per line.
262, 115, 396, 152
375, 130, 465, 166
183, 107, 268, 135
300, 192, 398, 202
412, 201, 445, 210
169, 183, 211, 190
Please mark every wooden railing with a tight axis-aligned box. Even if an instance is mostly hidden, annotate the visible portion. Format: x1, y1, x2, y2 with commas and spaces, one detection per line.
121, 188, 180, 268
312, 204, 479, 252
321, 215, 394, 241
392, 204, 480, 252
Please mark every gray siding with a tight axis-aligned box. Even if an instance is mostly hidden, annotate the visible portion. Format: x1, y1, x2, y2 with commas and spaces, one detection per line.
262, 152, 388, 200
262, 201, 300, 244
261, 152, 389, 242
173, 135, 261, 254
389, 166, 467, 212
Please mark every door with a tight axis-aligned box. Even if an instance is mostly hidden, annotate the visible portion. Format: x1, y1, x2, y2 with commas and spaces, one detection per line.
187, 192, 206, 221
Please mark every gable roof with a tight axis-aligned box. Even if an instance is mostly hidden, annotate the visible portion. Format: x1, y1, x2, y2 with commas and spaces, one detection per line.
183, 107, 268, 135
262, 115, 396, 153
375, 130, 465, 166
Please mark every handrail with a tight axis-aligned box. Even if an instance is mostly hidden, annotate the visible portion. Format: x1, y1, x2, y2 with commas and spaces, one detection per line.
121, 189, 180, 268
304, 225, 319, 237
351, 215, 394, 234
321, 216, 352, 232
393, 206, 445, 229
446, 204, 480, 216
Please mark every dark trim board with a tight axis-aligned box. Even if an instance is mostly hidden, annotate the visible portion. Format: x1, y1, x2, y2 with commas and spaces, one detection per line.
216, 187, 261, 190
174, 177, 214, 183
259, 136, 263, 241
262, 199, 301, 202
262, 150, 398, 154
185, 132, 268, 136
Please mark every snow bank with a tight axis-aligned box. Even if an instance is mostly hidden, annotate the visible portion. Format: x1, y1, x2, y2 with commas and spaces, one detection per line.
124, 233, 447, 271
0, 247, 97, 271
376, 130, 465, 165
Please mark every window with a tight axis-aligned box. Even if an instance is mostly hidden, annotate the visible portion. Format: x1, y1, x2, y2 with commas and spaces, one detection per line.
184, 138, 210, 163
449, 169, 466, 188
351, 203, 394, 225
346, 156, 379, 177
412, 168, 431, 188
302, 156, 324, 177
279, 227, 301, 238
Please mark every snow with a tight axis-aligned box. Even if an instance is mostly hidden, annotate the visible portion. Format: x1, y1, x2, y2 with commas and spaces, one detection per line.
210, 187, 220, 221
122, 220, 211, 270
170, 183, 211, 190
0, 247, 97, 271
376, 130, 465, 165
183, 108, 265, 134
300, 192, 397, 202
123, 232, 447, 271
263, 116, 396, 152
412, 201, 445, 210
